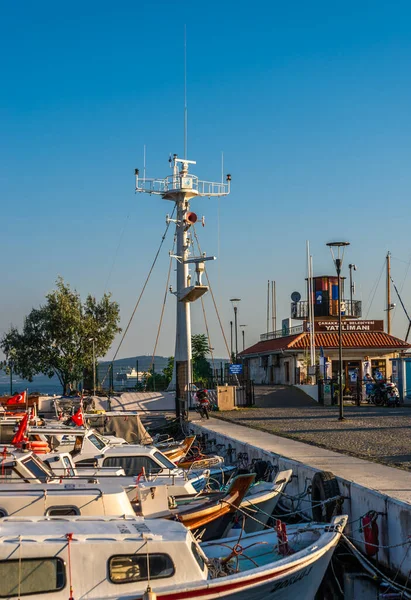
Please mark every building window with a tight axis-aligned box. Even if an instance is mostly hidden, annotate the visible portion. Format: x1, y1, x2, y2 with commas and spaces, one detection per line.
109, 554, 174, 583
0, 558, 65, 597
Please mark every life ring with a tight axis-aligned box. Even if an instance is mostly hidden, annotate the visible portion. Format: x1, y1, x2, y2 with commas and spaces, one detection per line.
311, 471, 342, 522
30, 441, 50, 455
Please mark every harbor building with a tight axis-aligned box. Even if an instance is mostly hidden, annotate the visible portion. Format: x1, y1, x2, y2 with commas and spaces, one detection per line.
240, 275, 411, 388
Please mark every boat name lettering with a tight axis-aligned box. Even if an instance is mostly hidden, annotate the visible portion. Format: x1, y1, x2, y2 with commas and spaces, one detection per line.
269, 566, 312, 593
132, 523, 151, 534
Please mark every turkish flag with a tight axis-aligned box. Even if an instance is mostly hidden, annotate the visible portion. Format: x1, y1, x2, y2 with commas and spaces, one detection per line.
71, 407, 84, 427
12, 413, 29, 445
6, 391, 26, 405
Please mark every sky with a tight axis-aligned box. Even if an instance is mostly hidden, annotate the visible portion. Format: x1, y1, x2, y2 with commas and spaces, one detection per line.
2, 0, 411, 361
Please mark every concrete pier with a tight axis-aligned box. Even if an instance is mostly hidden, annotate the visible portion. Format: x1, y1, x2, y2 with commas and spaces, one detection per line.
190, 415, 411, 578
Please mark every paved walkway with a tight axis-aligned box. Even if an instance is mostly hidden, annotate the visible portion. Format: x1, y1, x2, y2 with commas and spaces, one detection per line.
192, 415, 411, 503
218, 385, 411, 470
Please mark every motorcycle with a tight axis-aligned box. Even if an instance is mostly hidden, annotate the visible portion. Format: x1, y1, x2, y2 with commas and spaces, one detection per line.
195, 390, 210, 419
369, 380, 401, 407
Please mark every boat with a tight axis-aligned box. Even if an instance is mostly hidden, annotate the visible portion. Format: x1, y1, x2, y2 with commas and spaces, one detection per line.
0, 481, 135, 517
0, 514, 347, 599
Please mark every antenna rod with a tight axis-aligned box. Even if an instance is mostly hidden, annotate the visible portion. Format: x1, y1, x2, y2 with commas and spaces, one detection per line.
143, 145, 146, 180
184, 24, 187, 159
387, 251, 391, 334
266, 280, 270, 335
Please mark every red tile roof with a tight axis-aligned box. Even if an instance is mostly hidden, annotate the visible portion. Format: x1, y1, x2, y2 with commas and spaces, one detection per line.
240, 331, 410, 356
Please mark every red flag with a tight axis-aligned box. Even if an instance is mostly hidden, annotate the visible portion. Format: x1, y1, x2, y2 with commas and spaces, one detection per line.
71, 406, 84, 427
6, 391, 26, 405
11, 413, 29, 445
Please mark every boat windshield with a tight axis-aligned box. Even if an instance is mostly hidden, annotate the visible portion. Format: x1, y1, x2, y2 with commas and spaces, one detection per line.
20, 455, 53, 481
153, 451, 178, 471
88, 433, 107, 451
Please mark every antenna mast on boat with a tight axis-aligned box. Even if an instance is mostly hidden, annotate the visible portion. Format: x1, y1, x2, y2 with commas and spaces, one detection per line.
135, 158, 230, 417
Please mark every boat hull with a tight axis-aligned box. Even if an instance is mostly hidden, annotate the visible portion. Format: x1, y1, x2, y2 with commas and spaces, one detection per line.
152, 543, 337, 600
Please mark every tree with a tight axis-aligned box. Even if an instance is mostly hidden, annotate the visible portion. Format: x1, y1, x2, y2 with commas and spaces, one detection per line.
192, 333, 212, 383
162, 356, 174, 385
0, 277, 121, 394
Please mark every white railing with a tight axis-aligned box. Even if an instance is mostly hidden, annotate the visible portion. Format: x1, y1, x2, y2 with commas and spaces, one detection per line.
260, 324, 305, 341
136, 175, 229, 197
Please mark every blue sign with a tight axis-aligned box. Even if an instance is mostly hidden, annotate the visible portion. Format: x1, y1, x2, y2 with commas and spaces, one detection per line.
316, 291, 323, 304
229, 364, 243, 375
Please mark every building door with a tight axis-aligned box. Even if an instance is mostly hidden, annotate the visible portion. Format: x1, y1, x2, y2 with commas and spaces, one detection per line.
285, 361, 290, 384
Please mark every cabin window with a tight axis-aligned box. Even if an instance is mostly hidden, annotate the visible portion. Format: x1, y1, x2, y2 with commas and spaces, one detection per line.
0, 509, 7, 518
46, 506, 80, 516
102, 456, 162, 477
75, 458, 97, 468
21, 457, 51, 482
0, 557, 65, 597
88, 433, 106, 451
191, 542, 205, 571
109, 553, 174, 583
62, 455, 75, 477
153, 451, 177, 471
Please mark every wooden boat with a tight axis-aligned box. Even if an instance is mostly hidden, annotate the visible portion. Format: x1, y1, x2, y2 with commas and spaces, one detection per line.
162, 435, 196, 462
0, 514, 347, 599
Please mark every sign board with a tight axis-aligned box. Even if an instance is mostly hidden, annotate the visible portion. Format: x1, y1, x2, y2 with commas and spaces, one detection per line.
282, 318, 292, 335
308, 366, 316, 376
229, 364, 243, 375
315, 320, 384, 332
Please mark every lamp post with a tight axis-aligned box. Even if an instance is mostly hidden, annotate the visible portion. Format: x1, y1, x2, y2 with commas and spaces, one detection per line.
327, 241, 350, 421
230, 321, 233, 361
230, 298, 241, 361
88, 338, 96, 396
240, 324, 247, 351
348, 264, 357, 310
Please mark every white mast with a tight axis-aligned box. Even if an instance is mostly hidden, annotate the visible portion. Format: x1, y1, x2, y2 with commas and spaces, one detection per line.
135, 156, 230, 415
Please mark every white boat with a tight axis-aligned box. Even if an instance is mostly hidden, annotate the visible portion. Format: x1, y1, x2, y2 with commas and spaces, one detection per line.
0, 514, 347, 599
0, 481, 135, 517
226, 469, 293, 535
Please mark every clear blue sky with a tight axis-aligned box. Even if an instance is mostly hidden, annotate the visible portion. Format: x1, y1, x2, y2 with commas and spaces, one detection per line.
2, 0, 411, 360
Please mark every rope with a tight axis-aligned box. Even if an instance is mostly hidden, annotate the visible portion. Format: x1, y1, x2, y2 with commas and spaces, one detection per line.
66, 533, 74, 600
192, 226, 231, 360
365, 258, 385, 318
200, 296, 216, 373
145, 234, 176, 390
103, 210, 132, 293
343, 535, 411, 599
102, 205, 176, 385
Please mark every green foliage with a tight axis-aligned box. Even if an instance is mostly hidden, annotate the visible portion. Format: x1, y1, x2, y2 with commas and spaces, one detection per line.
144, 368, 168, 391
192, 334, 210, 360
0, 277, 121, 394
162, 356, 174, 385
192, 333, 212, 383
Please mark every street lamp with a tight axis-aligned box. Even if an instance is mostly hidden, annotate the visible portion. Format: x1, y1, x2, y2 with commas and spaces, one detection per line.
240, 324, 247, 351
230, 298, 241, 361
348, 264, 357, 308
88, 338, 96, 396
327, 241, 350, 421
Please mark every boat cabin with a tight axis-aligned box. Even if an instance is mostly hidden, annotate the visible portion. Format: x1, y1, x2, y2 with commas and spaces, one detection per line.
0, 481, 135, 518
0, 516, 208, 599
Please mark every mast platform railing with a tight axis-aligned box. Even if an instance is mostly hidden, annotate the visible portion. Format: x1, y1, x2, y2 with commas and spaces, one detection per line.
136, 174, 230, 197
